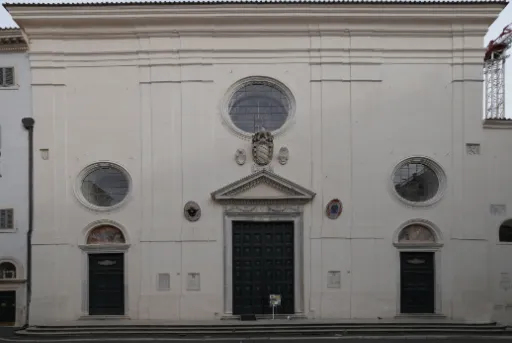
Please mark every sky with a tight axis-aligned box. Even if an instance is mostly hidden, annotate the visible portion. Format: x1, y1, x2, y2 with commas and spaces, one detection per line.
0, 0, 511, 116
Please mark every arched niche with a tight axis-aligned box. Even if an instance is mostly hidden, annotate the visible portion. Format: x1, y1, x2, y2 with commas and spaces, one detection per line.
398, 224, 436, 243
86, 225, 126, 245
393, 219, 443, 248
79, 220, 130, 252
0, 261, 16, 280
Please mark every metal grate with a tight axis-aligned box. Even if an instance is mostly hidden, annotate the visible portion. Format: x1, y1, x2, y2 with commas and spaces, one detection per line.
228, 81, 290, 133
393, 161, 439, 203
81, 165, 129, 207
0, 67, 15, 87
0, 209, 14, 229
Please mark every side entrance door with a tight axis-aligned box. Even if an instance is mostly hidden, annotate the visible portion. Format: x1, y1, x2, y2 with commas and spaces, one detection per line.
232, 221, 294, 316
89, 253, 124, 315
0, 291, 15, 325
400, 251, 435, 314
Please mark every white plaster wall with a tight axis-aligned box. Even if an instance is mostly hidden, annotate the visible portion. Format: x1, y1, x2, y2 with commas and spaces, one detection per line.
483, 128, 512, 324
0, 50, 31, 326
20, 15, 501, 323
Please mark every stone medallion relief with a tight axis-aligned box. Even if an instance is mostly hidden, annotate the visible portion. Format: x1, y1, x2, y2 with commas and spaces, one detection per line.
277, 147, 289, 165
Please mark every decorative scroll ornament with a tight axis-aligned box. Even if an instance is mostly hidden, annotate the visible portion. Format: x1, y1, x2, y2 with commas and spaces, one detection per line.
278, 147, 289, 165
252, 130, 274, 166
184, 201, 201, 222
235, 149, 246, 166
326, 199, 343, 220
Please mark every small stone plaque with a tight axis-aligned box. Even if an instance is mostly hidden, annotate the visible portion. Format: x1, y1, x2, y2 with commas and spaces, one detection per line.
187, 272, 200, 291
327, 271, 341, 289
500, 273, 511, 291
157, 273, 170, 291
491, 204, 506, 216
466, 143, 481, 155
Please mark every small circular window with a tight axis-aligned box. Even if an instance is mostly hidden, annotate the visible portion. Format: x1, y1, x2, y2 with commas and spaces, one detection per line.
77, 162, 130, 211
391, 157, 446, 206
226, 77, 294, 136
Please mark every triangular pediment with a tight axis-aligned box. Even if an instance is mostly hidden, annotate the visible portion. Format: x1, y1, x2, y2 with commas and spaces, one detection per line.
211, 170, 315, 204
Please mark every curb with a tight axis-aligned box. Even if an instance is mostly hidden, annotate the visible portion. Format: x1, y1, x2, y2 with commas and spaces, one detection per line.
3, 335, 512, 342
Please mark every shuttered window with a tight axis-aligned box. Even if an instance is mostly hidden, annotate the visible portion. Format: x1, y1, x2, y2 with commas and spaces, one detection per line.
0, 209, 14, 229
0, 67, 15, 87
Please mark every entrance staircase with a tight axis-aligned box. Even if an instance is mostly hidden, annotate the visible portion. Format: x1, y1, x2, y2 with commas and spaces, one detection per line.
14, 320, 512, 338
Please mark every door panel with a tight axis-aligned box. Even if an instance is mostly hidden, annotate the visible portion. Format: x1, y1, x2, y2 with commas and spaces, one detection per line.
232, 221, 294, 315
400, 251, 435, 314
0, 291, 15, 324
89, 253, 124, 315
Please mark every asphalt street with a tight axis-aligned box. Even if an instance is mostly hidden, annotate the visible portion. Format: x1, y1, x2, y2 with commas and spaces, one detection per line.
1, 339, 512, 343
1, 335, 512, 343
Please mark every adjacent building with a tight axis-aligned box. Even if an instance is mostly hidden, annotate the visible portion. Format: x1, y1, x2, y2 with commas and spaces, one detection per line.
4, 0, 512, 325
0, 27, 30, 326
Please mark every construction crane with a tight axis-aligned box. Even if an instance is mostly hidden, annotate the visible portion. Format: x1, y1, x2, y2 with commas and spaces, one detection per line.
484, 23, 512, 120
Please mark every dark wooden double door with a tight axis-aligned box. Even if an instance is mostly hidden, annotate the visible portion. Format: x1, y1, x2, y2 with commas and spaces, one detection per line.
0, 291, 15, 325
232, 221, 295, 315
89, 253, 125, 315
400, 252, 435, 314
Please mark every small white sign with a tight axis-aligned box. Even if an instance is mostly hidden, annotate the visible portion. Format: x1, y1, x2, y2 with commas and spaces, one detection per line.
269, 294, 281, 306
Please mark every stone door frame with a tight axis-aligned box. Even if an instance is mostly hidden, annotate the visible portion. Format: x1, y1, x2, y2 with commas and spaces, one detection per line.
211, 170, 316, 318
222, 205, 305, 316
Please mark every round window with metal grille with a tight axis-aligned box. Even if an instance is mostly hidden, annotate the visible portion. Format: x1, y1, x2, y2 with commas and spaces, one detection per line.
225, 78, 294, 136
391, 157, 446, 207
77, 162, 131, 211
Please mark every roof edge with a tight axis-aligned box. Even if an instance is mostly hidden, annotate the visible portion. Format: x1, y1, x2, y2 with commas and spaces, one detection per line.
6, 2, 504, 34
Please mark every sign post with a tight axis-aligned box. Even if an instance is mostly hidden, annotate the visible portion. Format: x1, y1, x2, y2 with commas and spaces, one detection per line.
269, 294, 281, 320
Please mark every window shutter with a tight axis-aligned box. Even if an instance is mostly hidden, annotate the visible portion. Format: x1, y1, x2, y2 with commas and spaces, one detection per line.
0, 67, 15, 87
0, 209, 14, 229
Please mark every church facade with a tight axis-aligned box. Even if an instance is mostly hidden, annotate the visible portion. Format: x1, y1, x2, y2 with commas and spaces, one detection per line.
5, 0, 511, 324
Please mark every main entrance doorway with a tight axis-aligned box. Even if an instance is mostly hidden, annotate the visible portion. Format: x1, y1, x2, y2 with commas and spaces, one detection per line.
88, 253, 124, 315
0, 291, 15, 325
232, 221, 294, 316
400, 251, 435, 314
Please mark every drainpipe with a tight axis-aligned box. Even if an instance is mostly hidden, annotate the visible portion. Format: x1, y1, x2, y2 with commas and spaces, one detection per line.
21, 117, 34, 329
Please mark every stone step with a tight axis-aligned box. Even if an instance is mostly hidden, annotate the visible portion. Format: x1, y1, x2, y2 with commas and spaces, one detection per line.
22, 321, 504, 329
23, 324, 506, 332
16, 324, 511, 337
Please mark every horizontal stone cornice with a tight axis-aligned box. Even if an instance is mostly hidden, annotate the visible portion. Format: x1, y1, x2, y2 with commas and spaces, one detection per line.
0, 44, 27, 52
8, 4, 503, 35
20, 27, 492, 39
0, 29, 28, 50
25, 48, 486, 66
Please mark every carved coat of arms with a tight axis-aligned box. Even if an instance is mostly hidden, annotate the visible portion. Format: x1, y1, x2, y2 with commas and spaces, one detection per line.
252, 130, 274, 166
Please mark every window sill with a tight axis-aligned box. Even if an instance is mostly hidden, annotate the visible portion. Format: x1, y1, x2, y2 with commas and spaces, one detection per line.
483, 119, 512, 129
0, 279, 26, 284
0, 86, 19, 90
0, 228, 17, 233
